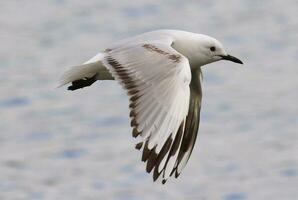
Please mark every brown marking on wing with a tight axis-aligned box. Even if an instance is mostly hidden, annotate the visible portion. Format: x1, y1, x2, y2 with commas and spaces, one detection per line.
142, 44, 181, 63
106, 56, 141, 139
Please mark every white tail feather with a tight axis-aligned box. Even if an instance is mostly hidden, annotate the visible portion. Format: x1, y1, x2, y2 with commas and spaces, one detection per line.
58, 52, 114, 88
58, 62, 102, 87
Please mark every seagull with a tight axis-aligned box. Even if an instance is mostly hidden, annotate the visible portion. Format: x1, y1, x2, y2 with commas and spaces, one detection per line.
59, 29, 243, 184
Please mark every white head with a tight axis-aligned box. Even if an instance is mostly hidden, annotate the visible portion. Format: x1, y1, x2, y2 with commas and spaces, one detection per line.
173, 32, 243, 67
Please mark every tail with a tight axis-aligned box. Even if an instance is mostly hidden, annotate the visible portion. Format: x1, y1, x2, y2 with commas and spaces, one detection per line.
58, 53, 113, 90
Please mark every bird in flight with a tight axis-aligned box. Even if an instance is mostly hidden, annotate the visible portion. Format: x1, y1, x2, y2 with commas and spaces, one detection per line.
59, 29, 243, 184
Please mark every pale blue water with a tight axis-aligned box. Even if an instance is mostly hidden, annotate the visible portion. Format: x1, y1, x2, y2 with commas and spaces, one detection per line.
0, 0, 297, 199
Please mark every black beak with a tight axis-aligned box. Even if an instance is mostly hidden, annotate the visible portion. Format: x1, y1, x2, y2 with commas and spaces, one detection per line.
221, 55, 243, 64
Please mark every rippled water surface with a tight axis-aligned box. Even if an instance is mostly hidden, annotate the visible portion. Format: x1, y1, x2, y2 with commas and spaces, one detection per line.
0, 0, 297, 199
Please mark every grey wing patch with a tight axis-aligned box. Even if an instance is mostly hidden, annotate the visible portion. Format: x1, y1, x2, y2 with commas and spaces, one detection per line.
142, 44, 181, 63
170, 68, 203, 178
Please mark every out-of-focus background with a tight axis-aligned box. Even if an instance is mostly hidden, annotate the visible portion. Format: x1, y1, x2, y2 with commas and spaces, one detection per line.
0, 0, 297, 199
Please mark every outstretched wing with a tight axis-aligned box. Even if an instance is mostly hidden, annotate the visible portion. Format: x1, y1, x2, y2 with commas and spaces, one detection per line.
102, 38, 201, 183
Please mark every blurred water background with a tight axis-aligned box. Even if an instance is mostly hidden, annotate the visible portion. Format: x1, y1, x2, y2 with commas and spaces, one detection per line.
0, 0, 297, 199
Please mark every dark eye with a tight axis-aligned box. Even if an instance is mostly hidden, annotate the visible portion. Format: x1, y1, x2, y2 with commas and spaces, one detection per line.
210, 46, 216, 52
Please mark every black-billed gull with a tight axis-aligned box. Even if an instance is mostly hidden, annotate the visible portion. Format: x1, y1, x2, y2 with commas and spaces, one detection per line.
59, 29, 243, 184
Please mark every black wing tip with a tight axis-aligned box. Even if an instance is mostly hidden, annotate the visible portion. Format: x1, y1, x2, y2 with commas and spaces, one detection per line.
132, 128, 140, 138
175, 171, 181, 178
135, 142, 143, 150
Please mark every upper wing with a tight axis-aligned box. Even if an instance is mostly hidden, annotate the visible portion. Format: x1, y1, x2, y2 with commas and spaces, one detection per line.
102, 39, 201, 183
